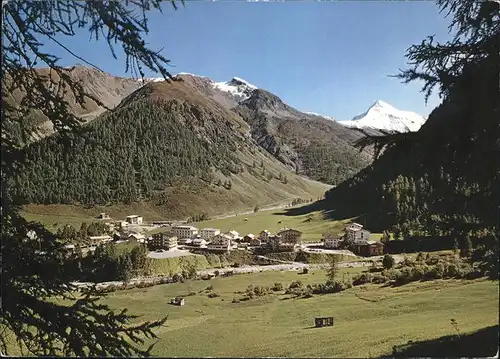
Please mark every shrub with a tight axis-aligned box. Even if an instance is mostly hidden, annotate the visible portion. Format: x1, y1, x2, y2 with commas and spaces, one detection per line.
353, 273, 373, 286
232, 298, 240, 303
302, 268, 309, 274
422, 263, 445, 280
207, 292, 220, 298
368, 266, 384, 273
288, 281, 303, 289
445, 262, 460, 278
425, 255, 440, 266
272, 282, 284, 291
410, 265, 425, 281
401, 257, 416, 267
312, 281, 347, 294
302, 291, 314, 298
416, 252, 426, 262
382, 268, 398, 280
172, 273, 183, 283
382, 254, 395, 269
188, 292, 196, 296
206, 285, 214, 291
214, 270, 220, 277
253, 285, 268, 296
372, 274, 388, 284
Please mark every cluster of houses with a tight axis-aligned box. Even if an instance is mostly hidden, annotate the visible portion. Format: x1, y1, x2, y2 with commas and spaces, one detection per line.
322, 222, 384, 256
149, 226, 303, 253
67, 212, 384, 257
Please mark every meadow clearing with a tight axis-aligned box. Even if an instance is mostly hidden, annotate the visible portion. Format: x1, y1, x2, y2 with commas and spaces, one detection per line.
188, 208, 362, 242
21, 202, 380, 243
101, 268, 499, 358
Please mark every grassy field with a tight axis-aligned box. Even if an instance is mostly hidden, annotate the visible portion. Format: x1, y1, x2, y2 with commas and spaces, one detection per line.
189, 208, 359, 242
20, 201, 377, 243
99, 270, 498, 358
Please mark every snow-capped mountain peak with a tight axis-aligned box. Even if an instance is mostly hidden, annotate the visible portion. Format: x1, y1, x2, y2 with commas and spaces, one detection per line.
340, 100, 427, 133
212, 77, 258, 102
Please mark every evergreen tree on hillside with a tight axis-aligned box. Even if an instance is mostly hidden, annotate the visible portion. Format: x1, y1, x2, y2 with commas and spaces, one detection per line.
327, 0, 499, 237
2, 0, 183, 356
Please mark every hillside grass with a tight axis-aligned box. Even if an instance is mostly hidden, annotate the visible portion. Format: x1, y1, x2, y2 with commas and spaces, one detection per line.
19, 200, 382, 244
148, 255, 211, 276
99, 271, 498, 358
19, 172, 329, 234
191, 207, 356, 242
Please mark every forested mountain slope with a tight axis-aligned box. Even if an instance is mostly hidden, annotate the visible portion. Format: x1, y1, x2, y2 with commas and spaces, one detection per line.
234, 89, 379, 185
169, 74, 380, 186
8, 80, 330, 218
322, 56, 500, 238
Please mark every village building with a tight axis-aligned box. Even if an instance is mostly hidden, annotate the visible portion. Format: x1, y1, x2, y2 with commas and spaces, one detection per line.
242, 234, 255, 243
237, 242, 249, 249
171, 225, 199, 239
152, 220, 174, 227
277, 228, 302, 242
250, 237, 262, 247
125, 215, 143, 225
345, 223, 371, 244
149, 233, 178, 250
97, 212, 110, 220
323, 233, 343, 249
191, 237, 208, 247
199, 228, 220, 240
207, 233, 233, 251
352, 240, 384, 257
258, 230, 272, 243
265, 229, 302, 252
170, 297, 185, 306
226, 230, 241, 241
104, 222, 115, 231
115, 220, 128, 230
88, 235, 113, 246
128, 233, 146, 243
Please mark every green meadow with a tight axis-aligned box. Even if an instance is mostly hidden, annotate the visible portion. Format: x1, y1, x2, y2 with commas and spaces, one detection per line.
189, 208, 359, 242
100, 269, 498, 358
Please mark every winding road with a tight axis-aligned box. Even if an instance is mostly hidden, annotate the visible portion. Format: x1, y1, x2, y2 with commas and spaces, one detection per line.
71, 254, 406, 290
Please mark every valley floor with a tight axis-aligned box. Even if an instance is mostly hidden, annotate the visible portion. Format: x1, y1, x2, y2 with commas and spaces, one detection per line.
100, 270, 498, 358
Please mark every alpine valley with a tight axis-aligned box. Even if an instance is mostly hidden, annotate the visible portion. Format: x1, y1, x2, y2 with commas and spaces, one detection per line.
8, 66, 426, 220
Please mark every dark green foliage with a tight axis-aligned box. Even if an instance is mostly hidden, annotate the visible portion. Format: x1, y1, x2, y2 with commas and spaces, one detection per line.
9, 99, 246, 205
57, 221, 109, 244
311, 280, 347, 295
190, 213, 210, 222
272, 282, 284, 291
321, 0, 499, 276
382, 254, 395, 269
288, 280, 303, 289
352, 273, 373, 286
326, 255, 340, 282
301, 142, 366, 185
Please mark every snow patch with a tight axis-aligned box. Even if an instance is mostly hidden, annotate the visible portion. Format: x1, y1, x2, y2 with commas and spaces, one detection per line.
175, 72, 210, 79
212, 77, 258, 102
304, 112, 336, 121
339, 100, 427, 133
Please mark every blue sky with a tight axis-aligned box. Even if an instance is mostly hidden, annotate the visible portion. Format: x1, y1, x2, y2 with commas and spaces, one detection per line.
43, 1, 453, 120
